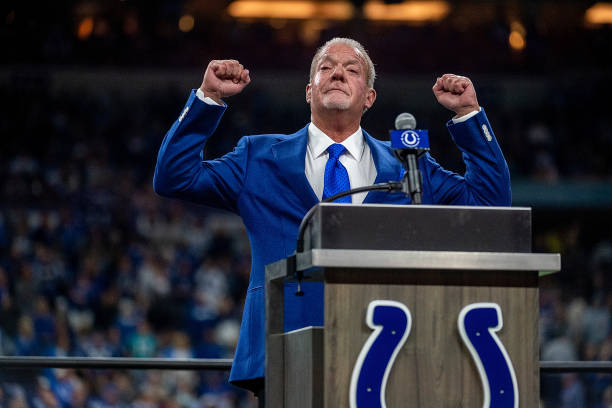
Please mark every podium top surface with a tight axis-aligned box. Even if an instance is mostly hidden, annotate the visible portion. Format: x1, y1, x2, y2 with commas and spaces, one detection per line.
266, 249, 561, 282
303, 204, 532, 253
298, 249, 560, 273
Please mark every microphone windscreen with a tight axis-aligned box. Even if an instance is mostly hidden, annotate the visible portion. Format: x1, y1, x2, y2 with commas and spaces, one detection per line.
395, 112, 417, 130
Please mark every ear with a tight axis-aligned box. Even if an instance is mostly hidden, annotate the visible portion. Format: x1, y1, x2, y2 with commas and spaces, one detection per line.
364, 88, 376, 110
305, 83, 312, 104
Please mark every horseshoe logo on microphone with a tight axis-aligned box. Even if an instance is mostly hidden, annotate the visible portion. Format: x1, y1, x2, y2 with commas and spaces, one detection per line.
400, 130, 420, 147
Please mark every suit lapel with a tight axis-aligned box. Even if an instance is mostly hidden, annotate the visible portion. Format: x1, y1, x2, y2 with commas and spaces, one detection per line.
271, 125, 319, 211
363, 130, 403, 203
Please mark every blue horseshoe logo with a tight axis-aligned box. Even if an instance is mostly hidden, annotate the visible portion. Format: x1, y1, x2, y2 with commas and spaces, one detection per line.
458, 303, 518, 408
349, 300, 412, 408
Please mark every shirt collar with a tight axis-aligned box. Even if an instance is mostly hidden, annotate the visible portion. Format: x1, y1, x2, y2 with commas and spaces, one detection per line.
307, 122, 365, 161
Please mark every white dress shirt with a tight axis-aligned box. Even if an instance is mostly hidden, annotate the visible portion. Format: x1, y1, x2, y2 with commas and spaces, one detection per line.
195, 88, 480, 204
305, 123, 376, 204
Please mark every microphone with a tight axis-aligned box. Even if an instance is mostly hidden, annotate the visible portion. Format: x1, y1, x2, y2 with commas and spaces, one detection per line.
395, 112, 417, 131
389, 113, 430, 204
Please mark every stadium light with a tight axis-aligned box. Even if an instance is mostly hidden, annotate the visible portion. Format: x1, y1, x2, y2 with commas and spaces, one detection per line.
585, 2, 612, 25
227, 0, 450, 22
77, 17, 94, 40
227, 0, 355, 20
179, 14, 195, 32
363, 1, 450, 22
509, 20, 526, 51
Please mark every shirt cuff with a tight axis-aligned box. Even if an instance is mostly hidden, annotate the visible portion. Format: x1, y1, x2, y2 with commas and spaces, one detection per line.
451, 107, 481, 124
196, 88, 224, 106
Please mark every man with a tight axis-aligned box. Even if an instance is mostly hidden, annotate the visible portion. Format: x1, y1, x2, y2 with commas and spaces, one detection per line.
154, 38, 511, 400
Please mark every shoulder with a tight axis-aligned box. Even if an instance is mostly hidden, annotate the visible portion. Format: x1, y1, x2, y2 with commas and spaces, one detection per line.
243, 133, 290, 144
240, 125, 309, 147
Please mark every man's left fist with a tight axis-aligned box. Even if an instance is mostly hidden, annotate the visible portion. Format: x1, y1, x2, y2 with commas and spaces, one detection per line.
432, 74, 480, 118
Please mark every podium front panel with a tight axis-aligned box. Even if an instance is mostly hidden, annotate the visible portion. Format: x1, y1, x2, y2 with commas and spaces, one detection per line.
323, 268, 538, 407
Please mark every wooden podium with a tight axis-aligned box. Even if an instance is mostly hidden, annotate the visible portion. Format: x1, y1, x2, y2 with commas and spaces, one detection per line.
265, 204, 560, 407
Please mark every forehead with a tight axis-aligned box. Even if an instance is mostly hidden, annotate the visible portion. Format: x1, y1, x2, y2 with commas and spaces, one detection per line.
318, 43, 366, 67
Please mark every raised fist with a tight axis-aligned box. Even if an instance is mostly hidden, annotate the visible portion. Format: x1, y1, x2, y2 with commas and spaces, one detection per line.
200, 60, 251, 104
432, 74, 480, 118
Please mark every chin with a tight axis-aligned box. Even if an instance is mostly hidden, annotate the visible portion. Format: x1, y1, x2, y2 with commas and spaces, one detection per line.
322, 97, 351, 111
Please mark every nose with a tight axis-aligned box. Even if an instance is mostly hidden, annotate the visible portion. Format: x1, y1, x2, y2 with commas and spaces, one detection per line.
331, 64, 346, 81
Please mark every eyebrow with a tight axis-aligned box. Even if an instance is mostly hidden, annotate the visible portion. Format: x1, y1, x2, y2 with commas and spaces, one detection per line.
319, 55, 362, 68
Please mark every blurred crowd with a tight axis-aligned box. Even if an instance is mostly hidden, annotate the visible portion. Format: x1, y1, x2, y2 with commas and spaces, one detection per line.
536, 220, 612, 407
0, 66, 611, 405
0, 82, 255, 405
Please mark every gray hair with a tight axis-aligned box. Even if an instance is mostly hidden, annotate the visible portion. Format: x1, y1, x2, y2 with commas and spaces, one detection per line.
309, 37, 376, 89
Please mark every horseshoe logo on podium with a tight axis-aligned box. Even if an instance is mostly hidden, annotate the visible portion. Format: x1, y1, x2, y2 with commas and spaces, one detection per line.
349, 300, 412, 408
350, 301, 518, 408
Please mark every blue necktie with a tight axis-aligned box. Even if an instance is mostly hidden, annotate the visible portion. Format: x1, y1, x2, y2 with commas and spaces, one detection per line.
322, 143, 351, 203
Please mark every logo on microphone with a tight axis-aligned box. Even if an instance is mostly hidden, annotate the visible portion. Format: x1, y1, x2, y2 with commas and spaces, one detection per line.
390, 129, 429, 150
400, 130, 420, 148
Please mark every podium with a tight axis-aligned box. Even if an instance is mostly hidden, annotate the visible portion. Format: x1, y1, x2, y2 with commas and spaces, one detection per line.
265, 204, 560, 407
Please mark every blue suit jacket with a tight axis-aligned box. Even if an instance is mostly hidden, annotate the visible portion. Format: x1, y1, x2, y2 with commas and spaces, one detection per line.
153, 90, 511, 390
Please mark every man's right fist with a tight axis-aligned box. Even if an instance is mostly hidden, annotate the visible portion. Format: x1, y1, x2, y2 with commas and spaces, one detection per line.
200, 60, 251, 104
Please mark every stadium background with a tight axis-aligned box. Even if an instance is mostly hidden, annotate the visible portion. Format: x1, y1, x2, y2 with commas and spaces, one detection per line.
1, 0, 611, 406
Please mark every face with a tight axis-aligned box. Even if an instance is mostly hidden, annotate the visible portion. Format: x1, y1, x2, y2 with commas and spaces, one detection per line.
306, 43, 376, 116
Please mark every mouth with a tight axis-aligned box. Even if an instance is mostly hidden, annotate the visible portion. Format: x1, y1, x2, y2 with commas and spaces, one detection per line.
326, 88, 348, 95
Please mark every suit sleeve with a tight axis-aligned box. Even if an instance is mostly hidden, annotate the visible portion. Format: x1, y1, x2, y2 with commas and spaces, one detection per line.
421, 108, 512, 206
153, 90, 249, 213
